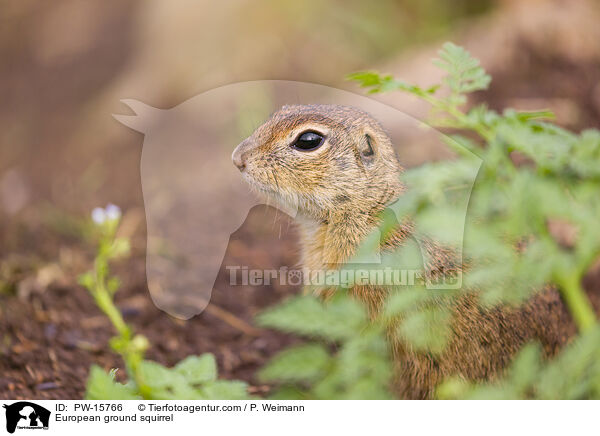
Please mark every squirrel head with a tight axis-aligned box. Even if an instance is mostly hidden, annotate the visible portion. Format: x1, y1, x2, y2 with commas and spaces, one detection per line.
232, 104, 403, 222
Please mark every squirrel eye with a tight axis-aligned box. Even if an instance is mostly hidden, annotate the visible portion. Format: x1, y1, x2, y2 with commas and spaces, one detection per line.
292, 131, 324, 151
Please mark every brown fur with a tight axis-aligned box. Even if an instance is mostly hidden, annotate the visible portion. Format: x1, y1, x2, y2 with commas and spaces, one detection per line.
232, 104, 597, 399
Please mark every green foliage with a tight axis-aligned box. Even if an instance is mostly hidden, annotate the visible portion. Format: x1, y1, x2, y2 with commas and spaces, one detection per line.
258, 344, 331, 384
346, 42, 600, 398
257, 295, 367, 341
383, 288, 455, 354
433, 42, 491, 103
81, 206, 250, 400
86, 365, 140, 400
257, 295, 393, 399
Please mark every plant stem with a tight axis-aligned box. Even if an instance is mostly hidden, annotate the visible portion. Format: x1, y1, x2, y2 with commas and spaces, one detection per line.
94, 289, 130, 338
421, 94, 495, 142
90, 252, 152, 397
94, 285, 152, 397
558, 273, 596, 333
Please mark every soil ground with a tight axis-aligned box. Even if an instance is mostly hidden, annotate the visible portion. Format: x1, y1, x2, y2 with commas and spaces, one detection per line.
0, 206, 302, 399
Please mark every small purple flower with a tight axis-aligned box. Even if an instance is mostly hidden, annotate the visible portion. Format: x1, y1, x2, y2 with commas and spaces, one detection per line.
105, 203, 122, 221
91, 204, 122, 225
91, 207, 106, 224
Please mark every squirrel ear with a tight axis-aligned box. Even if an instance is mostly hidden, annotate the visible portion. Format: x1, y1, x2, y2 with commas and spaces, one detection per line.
357, 132, 376, 167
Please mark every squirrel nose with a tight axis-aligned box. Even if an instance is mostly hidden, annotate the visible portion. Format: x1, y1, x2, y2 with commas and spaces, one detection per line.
232, 139, 253, 171
232, 149, 246, 171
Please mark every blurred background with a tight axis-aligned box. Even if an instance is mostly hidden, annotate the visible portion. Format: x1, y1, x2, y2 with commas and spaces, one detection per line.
1, 0, 600, 399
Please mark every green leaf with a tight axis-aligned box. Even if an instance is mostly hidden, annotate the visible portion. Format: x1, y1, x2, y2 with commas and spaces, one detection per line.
199, 380, 249, 400
109, 237, 131, 258
174, 354, 218, 385
384, 288, 429, 317
503, 108, 555, 122
442, 134, 482, 158
536, 326, 600, 399
346, 71, 382, 88
433, 42, 491, 97
256, 295, 368, 341
399, 307, 451, 354
137, 361, 199, 399
338, 332, 392, 386
259, 344, 331, 383
506, 343, 542, 392
106, 276, 121, 294
346, 71, 431, 97
78, 272, 95, 290
85, 365, 139, 400
268, 385, 308, 400
436, 378, 471, 399
308, 333, 393, 400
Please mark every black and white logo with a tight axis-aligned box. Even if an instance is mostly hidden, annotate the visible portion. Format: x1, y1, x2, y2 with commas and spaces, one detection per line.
3, 402, 50, 434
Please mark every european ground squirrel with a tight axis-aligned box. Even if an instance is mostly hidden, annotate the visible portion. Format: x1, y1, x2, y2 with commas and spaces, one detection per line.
232, 104, 590, 399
